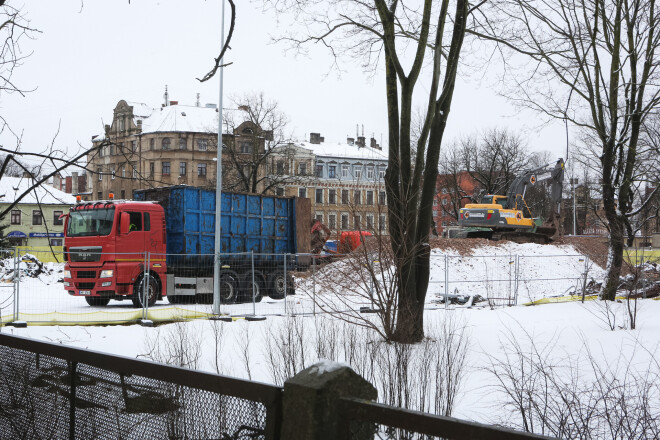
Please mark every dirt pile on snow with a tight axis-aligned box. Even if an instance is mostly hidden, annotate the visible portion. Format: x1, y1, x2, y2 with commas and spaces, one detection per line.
0, 254, 63, 284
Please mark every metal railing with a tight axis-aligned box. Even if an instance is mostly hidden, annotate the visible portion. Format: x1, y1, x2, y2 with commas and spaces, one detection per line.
337, 397, 557, 440
0, 333, 282, 439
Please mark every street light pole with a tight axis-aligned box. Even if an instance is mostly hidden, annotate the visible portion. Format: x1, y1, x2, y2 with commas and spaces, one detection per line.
213, 0, 226, 315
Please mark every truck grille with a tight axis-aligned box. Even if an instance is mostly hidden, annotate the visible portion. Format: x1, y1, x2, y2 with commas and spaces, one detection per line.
77, 271, 97, 279
69, 247, 102, 262
77, 282, 95, 290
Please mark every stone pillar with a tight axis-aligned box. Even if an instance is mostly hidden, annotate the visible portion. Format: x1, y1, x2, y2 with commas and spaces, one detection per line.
280, 361, 377, 440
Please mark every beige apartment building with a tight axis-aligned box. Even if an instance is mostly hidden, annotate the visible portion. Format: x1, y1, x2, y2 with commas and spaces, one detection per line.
88, 99, 265, 200
271, 133, 389, 235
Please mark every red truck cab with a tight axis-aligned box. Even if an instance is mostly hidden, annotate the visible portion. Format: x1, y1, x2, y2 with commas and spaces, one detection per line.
63, 199, 167, 307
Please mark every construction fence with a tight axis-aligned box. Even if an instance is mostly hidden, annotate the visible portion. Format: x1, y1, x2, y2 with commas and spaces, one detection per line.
1, 247, 658, 326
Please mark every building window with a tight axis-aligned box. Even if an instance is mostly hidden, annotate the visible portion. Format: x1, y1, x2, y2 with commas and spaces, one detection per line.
315, 165, 323, 178
276, 187, 285, 196
341, 213, 349, 230
434, 199, 438, 206
32, 210, 42, 225
50, 238, 63, 247
118, 117, 125, 131
298, 162, 307, 176
315, 188, 323, 204
276, 161, 284, 175
149, 162, 155, 177
150, 138, 155, 150
341, 189, 349, 204
109, 144, 115, 155
379, 167, 386, 179
53, 211, 63, 226
367, 166, 374, 179
132, 163, 137, 179
442, 188, 448, 194
342, 164, 349, 178
354, 214, 361, 229
98, 167, 102, 181
162, 137, 171, 150
379, 191, 386, 205
162, 161, 171, 176
354, 191, 361, 205
180, 162, 187, 176
354, 167, 362, 180
198, 139, 208, 151
328, 214, 336, 229
198, 163, 207, 177
131, 140, 137, 152
10, 210, 20, 225
298, 187, 307, 198
328, 165, 337, 178
366, 191, 374, 205
328, 189, 336, 204
315, 213, 323, 222
179, 138, 187, 150
366, 214, 374, 230
97, 191, 102, 199
240, 142, 253, 154
111, 167, 116, 180
122, 166, 126, 178
379, 214, 386, 231
120, 190, 125, 199
442, 198, 447, 206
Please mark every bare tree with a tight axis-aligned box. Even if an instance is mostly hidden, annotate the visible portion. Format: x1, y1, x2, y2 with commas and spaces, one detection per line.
267, 0, 474, 343
473, 0, 660, 300
221, 92, 304, 194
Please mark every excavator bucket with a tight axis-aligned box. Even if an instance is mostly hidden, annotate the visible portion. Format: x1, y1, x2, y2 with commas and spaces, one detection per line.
536, 213, 561, 241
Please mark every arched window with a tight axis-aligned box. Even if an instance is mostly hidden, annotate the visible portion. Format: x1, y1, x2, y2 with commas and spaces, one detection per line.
162, 137, 171, 150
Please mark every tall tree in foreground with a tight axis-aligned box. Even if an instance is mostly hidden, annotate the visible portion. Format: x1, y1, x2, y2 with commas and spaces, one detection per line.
473, 0, 660, 300
268, 0, 471, 342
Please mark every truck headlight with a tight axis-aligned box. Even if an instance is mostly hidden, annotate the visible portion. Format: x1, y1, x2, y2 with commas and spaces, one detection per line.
64, 282, 70, 287
100, 270, 114, 278
64, 270, 71, 278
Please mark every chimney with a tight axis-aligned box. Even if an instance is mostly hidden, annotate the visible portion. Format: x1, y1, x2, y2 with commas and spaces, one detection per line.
53, 174, 61, 190
136, 119, 142, 134
356, 136, 366, 148
370, 137, 380, 150
347, 137, 355, 145
169, 100, 178, 106
72, 172, 79, 194
238, 105, 250, 112
310, 132, 323, 144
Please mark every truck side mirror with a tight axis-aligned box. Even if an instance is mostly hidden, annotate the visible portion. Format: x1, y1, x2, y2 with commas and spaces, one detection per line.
120, 212, 130, 235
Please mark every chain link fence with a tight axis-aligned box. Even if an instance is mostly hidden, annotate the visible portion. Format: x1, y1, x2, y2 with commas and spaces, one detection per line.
2, 246, 655, 326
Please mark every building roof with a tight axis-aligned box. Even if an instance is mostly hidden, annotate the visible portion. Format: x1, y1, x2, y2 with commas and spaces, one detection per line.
139, 104, 220, 134
0, 177, 77, 205
297, 141, 388, 161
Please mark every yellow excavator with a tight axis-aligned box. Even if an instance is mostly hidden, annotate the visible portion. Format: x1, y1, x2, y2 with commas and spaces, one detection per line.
458, 158, 565, 243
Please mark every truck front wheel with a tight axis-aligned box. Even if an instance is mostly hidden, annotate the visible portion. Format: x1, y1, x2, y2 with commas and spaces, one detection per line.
85, 297, 110, 307
132, 275, 159, 308
267, 273, 295, 299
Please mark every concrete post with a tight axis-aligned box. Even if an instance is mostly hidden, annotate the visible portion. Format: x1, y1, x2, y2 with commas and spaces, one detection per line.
280, 361, 377, 440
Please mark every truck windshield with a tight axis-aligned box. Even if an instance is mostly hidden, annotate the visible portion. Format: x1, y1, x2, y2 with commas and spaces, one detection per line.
67, 208, 115, 237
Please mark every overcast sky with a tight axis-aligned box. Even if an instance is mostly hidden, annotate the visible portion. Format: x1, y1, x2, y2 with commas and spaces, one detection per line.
2, 1, 568, 172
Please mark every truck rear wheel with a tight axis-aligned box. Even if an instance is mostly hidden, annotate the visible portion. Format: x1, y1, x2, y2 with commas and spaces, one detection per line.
240, 271, 264, 303
132, 275, 159, 308
219, 270, 239, 304
85, 297, 110, 307
267, 272, 295, 299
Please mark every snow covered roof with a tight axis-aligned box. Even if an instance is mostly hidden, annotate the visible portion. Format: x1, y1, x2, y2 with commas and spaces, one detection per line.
126, 101, 154, 119
139, 104, 219, 134
0, 177, 77, 205
297, 141, 388, 162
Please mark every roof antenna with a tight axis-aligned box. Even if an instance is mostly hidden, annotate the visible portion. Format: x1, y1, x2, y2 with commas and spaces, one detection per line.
164, 85, 169, 107
196, 93, 200, 107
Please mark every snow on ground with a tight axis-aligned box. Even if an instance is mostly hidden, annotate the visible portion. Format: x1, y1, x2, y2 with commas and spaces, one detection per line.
4, 241, 658, 431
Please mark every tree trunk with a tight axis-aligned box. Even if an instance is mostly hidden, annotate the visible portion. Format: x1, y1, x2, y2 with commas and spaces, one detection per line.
602, 213, 625, 300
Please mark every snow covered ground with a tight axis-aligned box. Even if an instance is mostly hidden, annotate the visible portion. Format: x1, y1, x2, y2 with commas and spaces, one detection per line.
3, 242, 658, 432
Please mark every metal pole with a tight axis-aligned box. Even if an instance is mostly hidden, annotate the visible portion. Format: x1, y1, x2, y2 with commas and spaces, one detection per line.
312, 255, 316, 316
212, 0, 226, 316
142, 252, 150, 320
573, 173, 577, 235
69, 361, 77, 440
251, 251, 256, 316
444, 254, 448, 309
13, 249, 18, 322
581, 256, 589, 303
283, 253, 288, 316
514, 255, 520, 305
